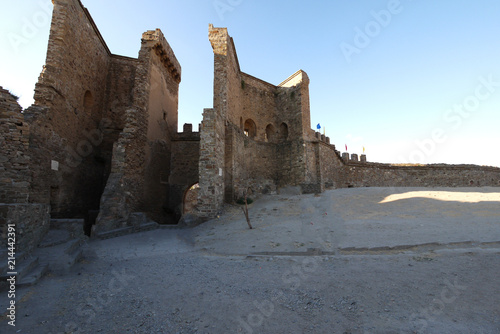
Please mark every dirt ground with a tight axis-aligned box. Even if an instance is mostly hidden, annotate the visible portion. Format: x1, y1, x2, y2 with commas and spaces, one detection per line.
1, 187, 499, 334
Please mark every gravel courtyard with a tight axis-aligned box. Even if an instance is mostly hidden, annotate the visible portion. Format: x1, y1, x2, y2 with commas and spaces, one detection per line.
1, 187, 499, 334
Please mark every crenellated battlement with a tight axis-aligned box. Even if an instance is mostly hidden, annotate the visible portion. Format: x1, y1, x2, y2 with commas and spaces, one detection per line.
173, 123, 201, 141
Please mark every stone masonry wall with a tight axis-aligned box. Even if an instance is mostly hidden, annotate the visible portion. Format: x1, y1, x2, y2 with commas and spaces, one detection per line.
197, 108, 225, 218
342, 162, 500, 188
28, 0, 112, 217
104, 56, 139, 130
0, 88, 50, 254
95, 29, 182, 231
34, 0, 110, 137
226, 123, 277, 201
99, 56, 140, 190
24, 105, 108, 218
0, 88, 31, 203
143, 30, 181, 223
207, 25, 314, 211
169, 125, 200, 221
239, 73, 277, 142
278, 70, 312, 140
302, 139, 500, 190
0, 204, 50, 255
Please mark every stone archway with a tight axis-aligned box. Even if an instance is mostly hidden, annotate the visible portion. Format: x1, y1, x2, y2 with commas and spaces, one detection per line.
183, 183, 199, 214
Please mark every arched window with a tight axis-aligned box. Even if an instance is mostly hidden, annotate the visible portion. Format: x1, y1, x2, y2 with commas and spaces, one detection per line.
83, 90, 94, 114
244, 119, 257, 138
265, 124, 275, 143
279, 122, 288, 141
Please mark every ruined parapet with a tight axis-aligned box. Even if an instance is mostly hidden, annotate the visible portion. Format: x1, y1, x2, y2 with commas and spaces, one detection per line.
278, 70, 311, 140
208, 24, 233, 121
34, 0, 111, 130
95, 26, 185, 230
351, 154, 359, 162
174, 123, 201, 141
170, 124, 201, 222
142, 29, 181, 83
197, 108, 225, 218
0, 87, 50, 253
0, 87, 31, 203
278, 69, 310, 88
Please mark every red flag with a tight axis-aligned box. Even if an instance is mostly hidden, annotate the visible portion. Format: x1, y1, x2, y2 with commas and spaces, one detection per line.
345, 144, 347, 152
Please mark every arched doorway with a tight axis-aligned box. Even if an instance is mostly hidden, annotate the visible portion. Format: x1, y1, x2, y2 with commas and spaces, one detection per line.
183, 183, 199, 214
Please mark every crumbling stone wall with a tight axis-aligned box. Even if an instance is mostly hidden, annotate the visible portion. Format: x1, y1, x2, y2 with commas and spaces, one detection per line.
341, 162, 500, 188
169, 124, 200, 221
277, 70, 313, 141
226, 123, 277, 200
34, 0, 110, 133
0, 88, 50, 253
197, 108, 225, 218
0, 88, 31, 203
4, 1, 499, 238
28, 0, 112, 218
95, 29, 183, 231
144, 30, 181, 223
302, 137, 500, 190
204, 25, 315, 214
104, 56, 139, 131
0, 204, 50, 254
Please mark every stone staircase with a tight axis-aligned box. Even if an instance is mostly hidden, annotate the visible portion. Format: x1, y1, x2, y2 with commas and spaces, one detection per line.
0, 219, 88, 291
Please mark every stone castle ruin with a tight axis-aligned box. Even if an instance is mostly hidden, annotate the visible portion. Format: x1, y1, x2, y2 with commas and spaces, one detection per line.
2, 0, 500, 254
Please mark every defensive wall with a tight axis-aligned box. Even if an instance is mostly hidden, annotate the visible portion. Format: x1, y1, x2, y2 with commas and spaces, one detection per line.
1, 2, 499, 248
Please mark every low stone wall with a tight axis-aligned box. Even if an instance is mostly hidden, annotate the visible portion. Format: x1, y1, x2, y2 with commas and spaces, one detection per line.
301, 139, 500, 191
0, 204, 50, 254
343, 163, 500, 188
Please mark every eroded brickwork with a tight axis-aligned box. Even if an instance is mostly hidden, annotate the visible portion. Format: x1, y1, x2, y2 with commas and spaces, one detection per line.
0, 88, 50, 253
197, 108, 225, 218
95, 28, 184, 231
0, 88, 31, 203
169, 126, 200, 221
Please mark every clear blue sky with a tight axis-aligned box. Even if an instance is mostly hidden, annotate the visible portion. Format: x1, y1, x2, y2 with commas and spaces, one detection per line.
1, 0, 500, 167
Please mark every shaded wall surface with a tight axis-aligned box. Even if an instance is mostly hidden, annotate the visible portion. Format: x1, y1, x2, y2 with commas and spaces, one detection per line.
0, 87, 50, 253
0, 0, 200, 236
